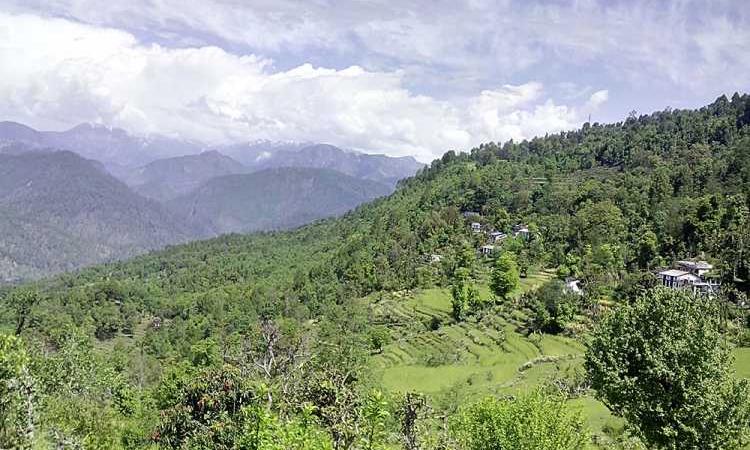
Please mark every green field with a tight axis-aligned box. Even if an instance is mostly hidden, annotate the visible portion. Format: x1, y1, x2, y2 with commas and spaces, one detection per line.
367, 273, 750, 447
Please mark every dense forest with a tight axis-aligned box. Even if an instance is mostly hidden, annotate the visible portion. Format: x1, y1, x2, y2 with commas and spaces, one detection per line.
1, 94, 750, 449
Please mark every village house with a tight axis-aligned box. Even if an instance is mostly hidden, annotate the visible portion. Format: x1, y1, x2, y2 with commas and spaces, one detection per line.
488, 231, 508, 243
512, 224, 530, 239
657, 260, 720, 296
462, 211, 481, 218
479, 245, 495, 255
471, 222, 482, 233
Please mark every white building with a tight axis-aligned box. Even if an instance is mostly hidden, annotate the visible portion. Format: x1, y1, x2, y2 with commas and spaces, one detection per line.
657, 260, 720, 296
564, 279, 584, 296
488, 231, 507, 243
471, 222, 482, 233
512, 224, 530, 239
676, 260, 713, 277
658, 269, 701, 289
479, 245, 495, 255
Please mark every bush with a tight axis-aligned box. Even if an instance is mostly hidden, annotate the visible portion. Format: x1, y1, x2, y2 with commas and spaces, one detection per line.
450, 390, 587, 449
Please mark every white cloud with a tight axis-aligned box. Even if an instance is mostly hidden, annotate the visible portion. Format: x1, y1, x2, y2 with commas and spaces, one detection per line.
0, 11, 604, 162
6, 0, 748, 95
585, 90, 609, 111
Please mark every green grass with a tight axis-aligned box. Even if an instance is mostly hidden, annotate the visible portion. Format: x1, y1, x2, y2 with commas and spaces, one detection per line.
368, 274, 750, 448
367, 271, 621, 445
735, 347, 750, 379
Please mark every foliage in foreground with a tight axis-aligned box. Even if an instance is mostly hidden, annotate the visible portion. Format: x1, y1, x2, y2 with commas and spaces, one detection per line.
450, 390, 588, 450
586, 288, 750, 449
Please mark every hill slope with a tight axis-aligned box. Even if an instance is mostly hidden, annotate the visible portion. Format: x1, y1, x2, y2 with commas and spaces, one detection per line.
0, 151, 206, 281
244, 143, 425, 186
124, 150, 248, 202
169, 167, 393, 234
2, 94, 749, 448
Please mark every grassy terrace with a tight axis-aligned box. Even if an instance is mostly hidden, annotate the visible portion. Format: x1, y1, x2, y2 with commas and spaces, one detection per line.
366, 271, 750, 447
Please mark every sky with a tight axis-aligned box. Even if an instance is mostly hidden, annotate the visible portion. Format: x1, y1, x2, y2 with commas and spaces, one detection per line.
0, 1, 748, 162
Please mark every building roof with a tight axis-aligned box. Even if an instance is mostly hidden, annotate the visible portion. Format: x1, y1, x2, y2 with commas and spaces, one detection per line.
677, 260, 713, 270
480, 245, 495, 250
658, 269, 698, 278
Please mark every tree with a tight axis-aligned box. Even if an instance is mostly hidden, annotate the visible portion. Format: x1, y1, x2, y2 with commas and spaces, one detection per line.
528, 280, 577, 334
490, 252, 520, 302
360, 390, 390, 450
586, 288, 750, 449
398, 392, 429, 450
450, 390, 588, 449
4, 288, 42, 336
451, 268, 481, 321
0, 334, 35, 449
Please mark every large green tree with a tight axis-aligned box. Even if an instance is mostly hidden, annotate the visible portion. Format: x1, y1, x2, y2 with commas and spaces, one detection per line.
586, 288, 750, 449
490, 252, 520, 302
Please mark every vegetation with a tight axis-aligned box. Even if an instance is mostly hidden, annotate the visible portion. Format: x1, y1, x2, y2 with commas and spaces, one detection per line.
451, 390, 588, 450
587, 288, 750, 449
1, 94, 750, 448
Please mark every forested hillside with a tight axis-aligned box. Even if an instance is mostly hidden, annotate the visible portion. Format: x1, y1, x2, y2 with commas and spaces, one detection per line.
0, 151, 206, 282
1, 95, 750, 449
169, 167, 394, 234
124, 151, 248, 202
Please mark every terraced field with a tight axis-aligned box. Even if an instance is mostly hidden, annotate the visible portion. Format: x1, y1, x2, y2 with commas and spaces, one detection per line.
367, 275, 750, 447
366, 271, 625, 445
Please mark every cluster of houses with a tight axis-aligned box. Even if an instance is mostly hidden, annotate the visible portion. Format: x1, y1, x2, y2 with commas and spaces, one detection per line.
453, 211, 722, 298
462, 211, 529, 256
657, 260, 720, 296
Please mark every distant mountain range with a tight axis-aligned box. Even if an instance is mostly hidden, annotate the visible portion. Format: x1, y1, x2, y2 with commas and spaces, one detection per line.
0, 121, 424, 282
0, 122, 424, 186
0, 121, 203, 168
169, 167, 393, 234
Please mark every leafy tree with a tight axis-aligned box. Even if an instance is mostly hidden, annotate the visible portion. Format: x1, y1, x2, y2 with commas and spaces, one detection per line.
451, 268, 481, 321
451, 390, 588, 449
528, 280, 577, 334
586, 288, 750, 449
360, 390, 390, 450
367, 326, 391, 354
4, 288, 42, 336
0, 334, 35, 449
490, 252, 520, 302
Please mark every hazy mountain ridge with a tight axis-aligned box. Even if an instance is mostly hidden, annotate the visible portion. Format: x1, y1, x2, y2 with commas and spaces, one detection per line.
0, 121, 204, 168
243, 144, 424, 186
168, 167, 393, 234
124, 150, 248, 201
0, 121, 424, 185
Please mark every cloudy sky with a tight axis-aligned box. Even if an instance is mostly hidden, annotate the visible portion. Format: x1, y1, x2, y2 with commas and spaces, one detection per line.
0, 1, 748, 161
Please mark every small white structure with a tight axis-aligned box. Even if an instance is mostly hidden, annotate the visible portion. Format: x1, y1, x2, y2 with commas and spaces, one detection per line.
676, 260, 713, 277
512, 224, 530, 239
471, 222, 482, 233
479, 245, 495, 255
462, 211, 480, 218
564, 279, 584, 296
488, 231, 508, 243
429, 254, 443, 263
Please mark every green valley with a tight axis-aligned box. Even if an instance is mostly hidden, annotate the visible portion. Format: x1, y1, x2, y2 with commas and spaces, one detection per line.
2, 94, 750, 449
